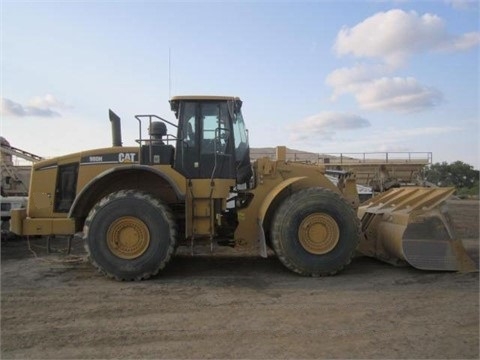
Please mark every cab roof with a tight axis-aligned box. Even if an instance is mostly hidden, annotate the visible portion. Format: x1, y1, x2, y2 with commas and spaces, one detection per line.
170, 95, 241, 102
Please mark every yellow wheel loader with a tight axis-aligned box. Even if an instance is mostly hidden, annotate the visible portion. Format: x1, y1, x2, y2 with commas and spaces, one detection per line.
9, 96, 477, 280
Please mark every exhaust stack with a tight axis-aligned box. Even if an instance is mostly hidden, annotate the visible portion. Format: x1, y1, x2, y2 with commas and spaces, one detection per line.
109, 109, 122, 147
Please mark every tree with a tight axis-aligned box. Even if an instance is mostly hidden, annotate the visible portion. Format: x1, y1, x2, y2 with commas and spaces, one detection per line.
424, 161, 479, 195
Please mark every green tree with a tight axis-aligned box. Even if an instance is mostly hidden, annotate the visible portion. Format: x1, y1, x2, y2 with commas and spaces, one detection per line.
424, 161, 479, 195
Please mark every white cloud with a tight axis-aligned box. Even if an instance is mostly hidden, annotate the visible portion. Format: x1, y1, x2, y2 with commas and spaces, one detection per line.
326, 9, 476, 112
445, 0, 479, 10
327, 65, 444, 113
334, 9, 480, 66
0, 94, 71, 118
290, 112, 370, 141
354, 77, 443, 112
326, 63, 391, 100
28, 94, 70, 110
448, 32, 480, 51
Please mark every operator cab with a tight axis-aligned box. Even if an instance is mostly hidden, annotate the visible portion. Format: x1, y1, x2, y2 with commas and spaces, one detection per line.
170, 96, 252, 185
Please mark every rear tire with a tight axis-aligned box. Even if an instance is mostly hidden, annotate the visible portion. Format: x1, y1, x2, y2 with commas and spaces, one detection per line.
271, 187, 360, 276
84, 190, 177, 281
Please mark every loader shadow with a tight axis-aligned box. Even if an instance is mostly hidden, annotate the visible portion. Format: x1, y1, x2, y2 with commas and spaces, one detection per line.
160, 253, 405, 280
153, 254, 478, 294
3, 237, 477, 291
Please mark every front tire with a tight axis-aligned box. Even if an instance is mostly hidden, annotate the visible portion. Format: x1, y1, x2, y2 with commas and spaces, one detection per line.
270, 187, 360, 276
84, 190, 177, 281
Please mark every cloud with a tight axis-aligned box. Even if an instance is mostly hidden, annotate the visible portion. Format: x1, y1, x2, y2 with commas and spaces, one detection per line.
1, 94, 70, 118
326, 63, 390, 100
290, 112, 370, 141
327, 64, 443, 112
325, 9, 476, 112
445, 0, 479, 10
355, 77, 443, 112
447, 32, 480, 51
334, 9, 480, 66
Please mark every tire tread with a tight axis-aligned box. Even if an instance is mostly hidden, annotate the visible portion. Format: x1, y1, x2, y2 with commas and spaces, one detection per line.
271, 187, 361, 277
83, 189, 177, 281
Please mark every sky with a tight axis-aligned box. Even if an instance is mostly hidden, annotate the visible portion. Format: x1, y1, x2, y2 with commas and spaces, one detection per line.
1, 0, 479, 168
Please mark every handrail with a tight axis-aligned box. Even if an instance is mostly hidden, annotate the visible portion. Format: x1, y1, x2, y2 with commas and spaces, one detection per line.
250, 151, 433, 164
134, 114, 178, 164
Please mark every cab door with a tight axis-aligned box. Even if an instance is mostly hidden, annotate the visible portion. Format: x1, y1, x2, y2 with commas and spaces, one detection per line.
175, 101, 235, 180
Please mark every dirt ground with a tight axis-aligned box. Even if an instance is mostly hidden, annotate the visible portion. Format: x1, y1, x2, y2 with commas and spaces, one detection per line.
1, 201, 479, 359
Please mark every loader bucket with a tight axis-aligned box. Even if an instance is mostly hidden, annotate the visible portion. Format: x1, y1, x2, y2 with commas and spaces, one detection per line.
357, 187, 478, 272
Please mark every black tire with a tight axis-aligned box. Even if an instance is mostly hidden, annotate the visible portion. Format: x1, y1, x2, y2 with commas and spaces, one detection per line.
270, 187, 360, 276
83, 190, 177, 281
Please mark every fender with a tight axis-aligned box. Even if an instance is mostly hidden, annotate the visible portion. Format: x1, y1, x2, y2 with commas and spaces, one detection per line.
256, 176, 307, 257
258, 176, 307, 224
69, 165, 185, 218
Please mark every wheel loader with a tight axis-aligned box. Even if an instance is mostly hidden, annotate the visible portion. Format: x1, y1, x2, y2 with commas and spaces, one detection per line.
9, 96, 477, 280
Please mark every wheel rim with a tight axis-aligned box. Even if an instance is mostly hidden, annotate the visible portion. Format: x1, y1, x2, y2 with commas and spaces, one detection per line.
298, 213, 340, 255
107, 216, 150, 259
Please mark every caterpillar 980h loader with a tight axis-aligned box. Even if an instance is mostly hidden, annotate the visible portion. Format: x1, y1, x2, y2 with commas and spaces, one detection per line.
10, 96, 476, 280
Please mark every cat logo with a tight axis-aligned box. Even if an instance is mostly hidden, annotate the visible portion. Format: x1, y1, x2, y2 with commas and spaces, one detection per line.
118, 152, 137, 163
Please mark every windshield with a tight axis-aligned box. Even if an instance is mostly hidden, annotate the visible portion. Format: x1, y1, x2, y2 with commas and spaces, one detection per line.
233, 110, 249, 161
201, 102, 230, 154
